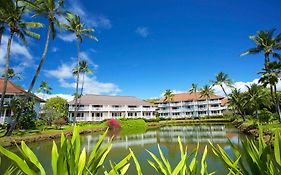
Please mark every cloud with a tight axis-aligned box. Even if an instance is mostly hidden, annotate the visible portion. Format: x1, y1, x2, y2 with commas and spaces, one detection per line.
0, 35, 34, 72
136, 27, 149, 38
80, 51, 99, 70
57, 33, 76, 42
45, 62, 121, 95
51, 47, 59, 53
212, 78, 281, 97
35, 92, 74, 102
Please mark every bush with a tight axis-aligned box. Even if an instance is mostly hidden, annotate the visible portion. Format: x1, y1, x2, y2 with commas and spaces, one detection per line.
35, 119, 46, 128
17, 111, 37, 130
107, 119, 121, 129
53, 117, 67, 129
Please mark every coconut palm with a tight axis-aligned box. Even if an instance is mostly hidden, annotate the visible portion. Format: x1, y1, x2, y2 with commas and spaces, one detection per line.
241, 29, 281, 65
189, 83, 198, 117
22, 0, 65, 94
228, 88, 247, 121
0, 0, 42, 115
258, 61, 281, 121
1, 68, 21, 80
62, 13, 97, 124
210, 72, 232, 98
36, 81, 52, 99
163, 89, 174, 118
200, 85, 214, 117
73, 60, 93, 97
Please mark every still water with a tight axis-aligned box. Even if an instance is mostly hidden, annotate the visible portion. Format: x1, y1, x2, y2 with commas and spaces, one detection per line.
1, 124, 249, 174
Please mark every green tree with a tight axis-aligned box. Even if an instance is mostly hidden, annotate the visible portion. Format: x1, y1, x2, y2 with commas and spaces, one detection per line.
42, 96, 68, 125
36, 81, 52, 99
210, 72, 232, 98
228, 88, 247, 121
163, 89, 174, 118
0, 0, 42, 116
1, 68, 21, 80
200, 85, 214, 117
62, 13, 97, 124
189, 83, 198, 117
22, 0, 65, 95
241, 29, 281, 65
258, 61, 281, 121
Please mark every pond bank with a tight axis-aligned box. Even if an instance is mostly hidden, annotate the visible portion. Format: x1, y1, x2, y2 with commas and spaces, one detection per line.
0, 118, 233, 147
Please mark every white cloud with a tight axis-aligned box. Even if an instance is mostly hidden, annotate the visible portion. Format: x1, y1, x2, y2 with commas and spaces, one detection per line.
0, 35, 33, 72
80, 51, 98, 70
52, 47, 59, 53
136, 27, 149, 38
35, 92, 74, 102
57, 33, 76, 42
45, 62, 121, 95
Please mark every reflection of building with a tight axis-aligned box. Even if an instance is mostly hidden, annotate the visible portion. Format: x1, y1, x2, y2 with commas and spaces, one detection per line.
68, 94, 156, 121
157, 92, 226, 118
0, 79, 45, 124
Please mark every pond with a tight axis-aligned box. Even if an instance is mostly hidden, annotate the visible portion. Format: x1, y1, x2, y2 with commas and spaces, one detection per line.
1, 124, 249, 174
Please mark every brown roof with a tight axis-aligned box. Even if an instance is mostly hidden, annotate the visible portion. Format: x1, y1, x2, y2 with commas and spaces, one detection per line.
158, 92, 224, 103
0, 78, 45, 102
69, 94, 153, 106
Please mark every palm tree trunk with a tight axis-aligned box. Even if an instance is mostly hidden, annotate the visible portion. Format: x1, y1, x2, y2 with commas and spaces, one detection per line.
0, 32, 13, 115
220, 85, 228, 98
73, 38, 81, 124
27, 24, 51, 93
78, 73, 85, 108
273, 85, 281, 122
0, 25, 4, 45
264, 53, 270, 67
207, 98, 210, 117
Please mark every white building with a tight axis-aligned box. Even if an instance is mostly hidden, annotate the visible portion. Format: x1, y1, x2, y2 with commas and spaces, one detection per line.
157, 92, 226, 118
68, 94, 156, 121
0, 78, 45, 124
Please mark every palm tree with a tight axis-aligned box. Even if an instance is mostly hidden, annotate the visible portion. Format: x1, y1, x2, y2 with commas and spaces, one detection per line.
63, 13, 97, 124
0, 0, 42, 115
73, 60, 93, 97
228, 88, 247, 121
1, 68, 21, 80
200, 85, 214, 117
258, 61, 281, 121
163, 89, 174, 118
189, 83, 198, 117
36, 81, 52, 99
22, 0, 65, 95
0, 21, 4, 44
210, 72, 232, 98
241, 29, 281, 65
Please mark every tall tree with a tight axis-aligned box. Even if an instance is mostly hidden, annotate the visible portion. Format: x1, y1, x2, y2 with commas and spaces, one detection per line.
36, 80, 52, 99
1, 68, 21, 80
189, 83, 198, 117
200, 85, 214, 117
163, 89, 174, 118
62, 13, 97, 124
228, 88, 247, 121
241, 29, 281, 65
0, 0, 42, 115
258, 61, 281, 121
210, 72, 232, 98
22, 0, 64, 94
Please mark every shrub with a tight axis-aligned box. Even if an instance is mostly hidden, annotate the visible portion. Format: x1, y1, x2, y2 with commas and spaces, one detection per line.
35, 119, 46, 129
17, 111, 37, 130
53, 117, 67, 129
107, 119, 121, 129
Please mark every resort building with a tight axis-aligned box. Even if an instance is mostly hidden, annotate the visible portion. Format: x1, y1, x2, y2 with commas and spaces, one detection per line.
157, 92, 226, 118
68, 94, 156, 121
0, 78, 45, 124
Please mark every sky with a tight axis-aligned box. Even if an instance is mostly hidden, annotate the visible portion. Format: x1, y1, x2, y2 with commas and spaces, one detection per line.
1, 0, 281, 101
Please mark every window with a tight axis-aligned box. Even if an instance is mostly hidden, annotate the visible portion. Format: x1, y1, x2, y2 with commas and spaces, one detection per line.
93, 105, 103, 108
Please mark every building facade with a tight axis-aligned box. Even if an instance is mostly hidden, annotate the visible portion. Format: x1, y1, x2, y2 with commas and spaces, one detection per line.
0, 79, 45, 124
157, 92, 226, 118
68, 94, 156, 121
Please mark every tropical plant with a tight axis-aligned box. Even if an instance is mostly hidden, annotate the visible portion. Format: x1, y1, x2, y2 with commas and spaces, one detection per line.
22, 0, 65, 94
62, 13, 97, 124
200, 85, 214, 117
1, 68, 21, 80
241, 29, 281, 65
259, 61, 281, 122
0, 126, 131, 175
189, 83, 198, 117
210, 72, 232, 98
163, 89, 174, 118
36, 80, 52, 99
227, 88, 247, 121
0, 0, 43, 115
211, 129, 281, 174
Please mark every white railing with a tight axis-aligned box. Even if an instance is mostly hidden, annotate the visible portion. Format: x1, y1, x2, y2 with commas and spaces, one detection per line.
69, 106, 155, 112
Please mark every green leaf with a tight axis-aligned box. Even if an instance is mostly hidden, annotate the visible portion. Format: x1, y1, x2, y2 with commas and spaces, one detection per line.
129, 148, 143, 175
52, 141, 58, 175
78, 148, 86, 175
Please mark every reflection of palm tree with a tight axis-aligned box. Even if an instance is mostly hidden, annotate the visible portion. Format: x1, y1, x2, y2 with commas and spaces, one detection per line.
200, 85, 214, 117
164, 89, 174, 118
189, 83, 198, 117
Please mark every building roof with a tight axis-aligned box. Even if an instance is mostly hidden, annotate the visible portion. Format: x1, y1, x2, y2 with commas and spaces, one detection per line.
0, 78, 45, 102
69, 94, 153, 106
158, 92, 224, 103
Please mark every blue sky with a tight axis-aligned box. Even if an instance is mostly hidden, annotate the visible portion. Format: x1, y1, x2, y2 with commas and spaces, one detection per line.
1, 0, 281, 100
